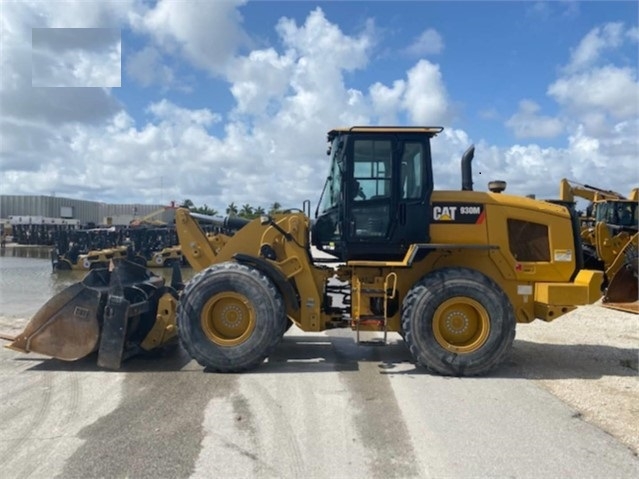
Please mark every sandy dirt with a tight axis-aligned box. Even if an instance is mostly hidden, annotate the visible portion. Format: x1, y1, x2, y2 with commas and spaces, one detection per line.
512, 301, 638, 454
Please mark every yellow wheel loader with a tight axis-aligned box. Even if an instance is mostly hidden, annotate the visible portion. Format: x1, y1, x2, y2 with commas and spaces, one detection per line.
4, 127, 604, 376
559, 179, 638, 313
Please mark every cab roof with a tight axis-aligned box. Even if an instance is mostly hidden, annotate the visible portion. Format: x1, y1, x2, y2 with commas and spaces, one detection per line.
327, 126, 444, 141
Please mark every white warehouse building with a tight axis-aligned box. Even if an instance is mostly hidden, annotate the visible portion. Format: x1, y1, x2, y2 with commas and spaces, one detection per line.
0, 195, 176, 227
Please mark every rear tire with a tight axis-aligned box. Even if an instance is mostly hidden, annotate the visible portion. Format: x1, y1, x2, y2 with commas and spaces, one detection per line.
401, 267, 516, 376
177, 262, 287, 372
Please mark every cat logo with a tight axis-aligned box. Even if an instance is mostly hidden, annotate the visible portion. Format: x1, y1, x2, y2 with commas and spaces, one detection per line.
432, 203, 485, 224
433, 206, 457, 221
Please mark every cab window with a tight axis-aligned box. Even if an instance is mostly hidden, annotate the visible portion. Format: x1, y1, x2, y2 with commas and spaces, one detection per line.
353, 139, 391, 201
401, 142, 423, 200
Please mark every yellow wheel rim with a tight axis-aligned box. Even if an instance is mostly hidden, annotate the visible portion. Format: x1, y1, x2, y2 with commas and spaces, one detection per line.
432, 297, 490, 353
201, 292, 256, 346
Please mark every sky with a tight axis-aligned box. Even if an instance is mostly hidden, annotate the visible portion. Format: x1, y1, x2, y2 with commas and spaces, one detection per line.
1, 0, 638, 215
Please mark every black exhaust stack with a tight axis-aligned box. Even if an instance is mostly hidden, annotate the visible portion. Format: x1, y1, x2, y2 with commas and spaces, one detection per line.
461, 145, 475, 191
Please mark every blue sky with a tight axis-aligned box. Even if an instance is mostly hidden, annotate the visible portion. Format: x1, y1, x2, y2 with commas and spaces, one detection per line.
1, 1, 638, 214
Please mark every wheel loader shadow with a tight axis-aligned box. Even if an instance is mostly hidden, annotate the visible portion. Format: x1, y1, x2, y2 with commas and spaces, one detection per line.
16, 335, 409, 374
14, 336, 637, 379
19, 343, 197, 373
366, 339, 638, 380
258, 333, 415, 373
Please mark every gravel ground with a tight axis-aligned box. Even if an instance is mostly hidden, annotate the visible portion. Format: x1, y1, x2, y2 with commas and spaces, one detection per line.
512, 301, 638, 454
1, 278, 637, 456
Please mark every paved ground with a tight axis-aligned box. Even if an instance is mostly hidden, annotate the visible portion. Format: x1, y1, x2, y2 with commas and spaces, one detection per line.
0, 303, 637, 479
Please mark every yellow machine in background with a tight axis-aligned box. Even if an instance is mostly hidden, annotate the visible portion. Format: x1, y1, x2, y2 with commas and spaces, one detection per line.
5, 127, 604, 376
559, 179, 638, 313
52, 227, 129, 271
55, 245, 129, 270
129, 204, 177, 227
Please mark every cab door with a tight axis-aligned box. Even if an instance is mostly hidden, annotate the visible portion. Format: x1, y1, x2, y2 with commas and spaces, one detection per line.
344, 134, 432, 260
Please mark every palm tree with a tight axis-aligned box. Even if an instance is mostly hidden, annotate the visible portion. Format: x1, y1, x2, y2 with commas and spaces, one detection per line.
239, 204, 254, 218
226, 202, 238, 217
254, 206, 265, 216
180, 199, 194, 210
197, 204, 217, 216
268, 202, 282, 215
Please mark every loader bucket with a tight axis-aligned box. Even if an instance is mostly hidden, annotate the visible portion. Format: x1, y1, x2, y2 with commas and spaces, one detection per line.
6, 260, 168, 362
602, 265, 639, 314
6, 281, 102, 360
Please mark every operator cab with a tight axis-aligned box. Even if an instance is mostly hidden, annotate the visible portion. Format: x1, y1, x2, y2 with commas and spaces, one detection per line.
595, 200, 639, 233
312, 126, 443, 261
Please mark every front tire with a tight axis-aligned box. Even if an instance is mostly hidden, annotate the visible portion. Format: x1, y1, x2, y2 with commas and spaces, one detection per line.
177, 262, 287, 372
401, 267, 516, 376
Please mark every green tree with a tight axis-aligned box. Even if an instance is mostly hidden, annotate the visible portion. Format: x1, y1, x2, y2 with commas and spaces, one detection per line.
268, 202, 282, 215
180, 199, 194, 209
226, 202, 239, 217
195, 204, 217, 216
239, 204, 254, 218
254, 206, 265, 216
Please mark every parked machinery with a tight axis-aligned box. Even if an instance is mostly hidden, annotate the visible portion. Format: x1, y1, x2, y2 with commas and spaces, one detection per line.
51, 226, 183, 270
126, 226, 183, 268
558, 179, 638, 313
51, 228, 128, 270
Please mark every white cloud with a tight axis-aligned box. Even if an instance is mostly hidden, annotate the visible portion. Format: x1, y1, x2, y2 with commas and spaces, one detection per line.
505, 100, 564, 139
469, 114, 638, 202
125, 46, 175, 89
32, 42, 122, 87
226, 48, 294, 115
527, 1, 580, 20
565, 22, 624, 73
368, 60, 452, 126
548, 66, 638, 121
147, 99, 221, 127
0, 2, 378, 207
5, 0, 137, 32
132, 0, 249, 76
275, 8, 371, 73
500, 20, 638, 199
370, 80, 405, 124
554, 23, 639, 139
0, 2, 125, 168
402, 60, 452, 125
404, 28, 444, 57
